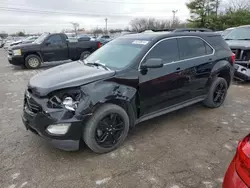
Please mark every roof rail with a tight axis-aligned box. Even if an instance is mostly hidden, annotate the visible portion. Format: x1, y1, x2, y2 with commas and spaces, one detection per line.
173, 28, 213, 32
151, 29, 174, 32
139, 29, 174, 33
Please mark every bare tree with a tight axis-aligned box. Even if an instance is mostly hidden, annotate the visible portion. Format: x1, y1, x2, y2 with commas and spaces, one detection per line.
92, 28, 104, 37
70, 22, 80, 36
228, 0, 250, 11
130, 18, 180, 32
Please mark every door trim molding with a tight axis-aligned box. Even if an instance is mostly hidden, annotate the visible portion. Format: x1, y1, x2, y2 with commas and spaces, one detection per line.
136, 95, 207, 124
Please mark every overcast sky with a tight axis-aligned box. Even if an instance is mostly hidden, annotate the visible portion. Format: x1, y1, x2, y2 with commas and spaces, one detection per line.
0, 0, 228, 34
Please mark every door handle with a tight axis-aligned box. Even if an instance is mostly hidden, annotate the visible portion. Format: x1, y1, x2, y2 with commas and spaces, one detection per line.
176, 67, 181, 74
208, 58, 213, 62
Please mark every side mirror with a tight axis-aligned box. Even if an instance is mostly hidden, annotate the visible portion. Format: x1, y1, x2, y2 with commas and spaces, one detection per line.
45, 41, 51, 46
141, 58, 164, 69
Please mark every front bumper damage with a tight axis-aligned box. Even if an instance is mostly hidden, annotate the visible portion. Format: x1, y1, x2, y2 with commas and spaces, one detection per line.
231, 48, 250, 81
22, 91, 91, 151
234, 61, 250, 81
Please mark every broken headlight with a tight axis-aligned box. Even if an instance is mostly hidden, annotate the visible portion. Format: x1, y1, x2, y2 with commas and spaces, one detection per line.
62, 97, 78, 111
47, 89, 82, 111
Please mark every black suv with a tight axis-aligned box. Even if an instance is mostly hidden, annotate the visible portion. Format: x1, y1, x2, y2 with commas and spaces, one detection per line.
22, 30, 234, 153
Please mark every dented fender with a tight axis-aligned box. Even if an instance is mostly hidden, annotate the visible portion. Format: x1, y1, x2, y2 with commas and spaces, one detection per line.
75, 79, 138, 116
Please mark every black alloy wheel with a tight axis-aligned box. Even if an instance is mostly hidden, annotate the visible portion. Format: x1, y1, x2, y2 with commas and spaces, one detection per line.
95, 113, 125, 148
83, 104, 130, 153
213, 82, 226, 105
203, 77, 228, 108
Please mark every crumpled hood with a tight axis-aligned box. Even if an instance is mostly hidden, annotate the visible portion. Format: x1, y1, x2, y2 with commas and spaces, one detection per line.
226, 40, 250, 49
28, 61, 115, 96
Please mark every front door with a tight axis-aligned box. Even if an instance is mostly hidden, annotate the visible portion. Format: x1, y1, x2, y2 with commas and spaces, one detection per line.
139, 38, 193, 116
41, 34, 68, 62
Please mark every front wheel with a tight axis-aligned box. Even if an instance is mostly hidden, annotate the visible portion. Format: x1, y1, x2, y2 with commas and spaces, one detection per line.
203, 77, 228, 108
25, 54, 41, 69
80, 51, 91, 60
83, 104, 130, 153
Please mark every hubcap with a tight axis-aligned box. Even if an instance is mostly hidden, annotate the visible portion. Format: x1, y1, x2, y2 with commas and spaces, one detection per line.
213, 82, 226, 105
95, 113, 125, 148
28, 57, 39, 68
83, 54, 89, 59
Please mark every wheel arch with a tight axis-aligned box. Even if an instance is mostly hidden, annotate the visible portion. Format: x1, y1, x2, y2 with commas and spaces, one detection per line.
24, 51, 43, 62
207, 60, 233, 88
76, 81, 139, 127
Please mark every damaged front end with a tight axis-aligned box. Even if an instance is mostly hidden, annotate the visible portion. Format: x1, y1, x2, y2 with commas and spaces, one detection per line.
232, 48, 250, 81
22, 87, 91, 151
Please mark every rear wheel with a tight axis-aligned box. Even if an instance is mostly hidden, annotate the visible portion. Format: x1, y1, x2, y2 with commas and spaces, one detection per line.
80, 51, 91, 60
203, 77, 228, 108
83, 104, 129, 153
25, 54, 41, 69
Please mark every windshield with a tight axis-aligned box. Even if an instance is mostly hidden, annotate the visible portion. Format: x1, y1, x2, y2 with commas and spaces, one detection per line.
23, 36, 36, 42
225, 27, 250, 40
33, 33, 49, 44
85, 38, 149, 69
222, 29, 233, 37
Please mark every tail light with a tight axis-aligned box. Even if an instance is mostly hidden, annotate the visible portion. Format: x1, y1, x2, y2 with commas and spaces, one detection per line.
231, 53, 235, 64
235, 134, 250, 187
97, 42, 102, 48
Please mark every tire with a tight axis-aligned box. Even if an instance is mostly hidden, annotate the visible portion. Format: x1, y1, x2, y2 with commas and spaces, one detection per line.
80, 51, 91, 60
203, 77, 228, 108
25, 54, 41, 69
83, 104, 130, 153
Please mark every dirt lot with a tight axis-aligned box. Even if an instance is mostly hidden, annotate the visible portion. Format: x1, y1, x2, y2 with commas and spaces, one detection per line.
0, 48, 250, 188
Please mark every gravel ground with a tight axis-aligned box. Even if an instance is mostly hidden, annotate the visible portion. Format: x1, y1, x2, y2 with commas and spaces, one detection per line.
0, 48, 250, 188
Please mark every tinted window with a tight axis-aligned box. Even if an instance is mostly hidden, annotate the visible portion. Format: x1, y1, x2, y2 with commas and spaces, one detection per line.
146, 39, 179, 64
207, 35, 231, 51
47, 35, 63, 45
205, 43, 213, 54
178, 38, 207, 60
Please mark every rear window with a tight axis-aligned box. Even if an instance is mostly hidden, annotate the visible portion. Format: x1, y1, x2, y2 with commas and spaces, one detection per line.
178, 37, 207, 60
206, 35, 231, 51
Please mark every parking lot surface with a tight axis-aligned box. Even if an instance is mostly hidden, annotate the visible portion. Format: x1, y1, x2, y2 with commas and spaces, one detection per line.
1, 48, 250, 188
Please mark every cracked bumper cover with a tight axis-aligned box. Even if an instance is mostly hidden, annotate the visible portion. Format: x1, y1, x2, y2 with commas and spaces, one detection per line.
234, 62, 250, 81
22, 102, 91, 151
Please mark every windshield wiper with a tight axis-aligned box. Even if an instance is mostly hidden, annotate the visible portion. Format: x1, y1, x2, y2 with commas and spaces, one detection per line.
84, 60, 110, 70
237, 39, 250, 40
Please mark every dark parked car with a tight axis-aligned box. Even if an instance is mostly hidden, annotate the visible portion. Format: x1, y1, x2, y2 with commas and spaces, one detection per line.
22, 30, 234, 153
8, 33, 101, 69
223, 134, 250, 188
97, 35, 112, 45
225, 25, 250, 81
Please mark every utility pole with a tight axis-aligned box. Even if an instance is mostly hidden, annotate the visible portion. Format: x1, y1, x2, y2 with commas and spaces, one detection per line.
70, 22, 79, 36
105, 18, 108, 34
172, 10, 178, 28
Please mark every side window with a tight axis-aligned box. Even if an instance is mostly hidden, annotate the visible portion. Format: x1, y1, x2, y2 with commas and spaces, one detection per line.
146, 39, 179, 64
47, 35, 63, 45
178, 38, 207, 60
205, 42, 213, 54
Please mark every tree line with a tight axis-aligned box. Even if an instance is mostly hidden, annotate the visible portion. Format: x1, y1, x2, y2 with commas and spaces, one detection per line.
186, 0, 250, 30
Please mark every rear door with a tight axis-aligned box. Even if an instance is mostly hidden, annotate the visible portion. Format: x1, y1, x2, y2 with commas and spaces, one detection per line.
177, 37, 215, 98
41, 34, 68, 61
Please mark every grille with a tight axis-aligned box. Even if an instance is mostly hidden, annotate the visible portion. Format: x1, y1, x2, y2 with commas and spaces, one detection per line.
8, 50, 13, 56
231, 49, 246, 60
25, 95, 41, 114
